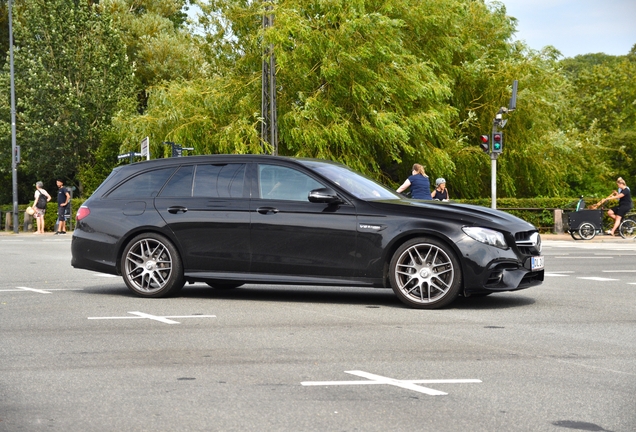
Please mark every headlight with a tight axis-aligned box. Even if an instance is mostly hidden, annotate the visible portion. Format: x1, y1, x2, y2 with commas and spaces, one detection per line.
462, 227, 508, 249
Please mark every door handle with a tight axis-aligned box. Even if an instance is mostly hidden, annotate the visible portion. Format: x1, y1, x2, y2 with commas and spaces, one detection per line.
256, 207, 279, 215
167, 206, 188, 214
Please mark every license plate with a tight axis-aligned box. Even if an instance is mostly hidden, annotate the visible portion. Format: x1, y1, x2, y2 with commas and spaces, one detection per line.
531, 256, 544, 271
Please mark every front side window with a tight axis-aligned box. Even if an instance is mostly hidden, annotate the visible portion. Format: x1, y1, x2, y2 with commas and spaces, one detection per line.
193, 164, 246, 198
107, 167, 176, 199
258, 165, 323, 201
299, 161, 398, 200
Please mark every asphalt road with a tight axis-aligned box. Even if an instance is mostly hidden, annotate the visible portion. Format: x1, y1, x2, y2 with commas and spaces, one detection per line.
0, 233, 635, 432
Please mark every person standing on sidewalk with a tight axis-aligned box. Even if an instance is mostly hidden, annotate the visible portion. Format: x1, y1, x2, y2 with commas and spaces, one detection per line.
396, 163, 433, 200
431, 178, 449, 201
31, 181, 51, 234
55, 179, 71, 235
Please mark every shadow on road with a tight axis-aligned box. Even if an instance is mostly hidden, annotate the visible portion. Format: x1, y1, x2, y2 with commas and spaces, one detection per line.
80, 283, 536, 310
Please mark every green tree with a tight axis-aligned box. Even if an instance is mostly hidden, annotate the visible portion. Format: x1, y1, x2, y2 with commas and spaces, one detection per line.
560, 46, 636, 192
118, 0, 594, 199
0, 0, 134, 197
100, 0, 205, 111
116, 0, 470, 183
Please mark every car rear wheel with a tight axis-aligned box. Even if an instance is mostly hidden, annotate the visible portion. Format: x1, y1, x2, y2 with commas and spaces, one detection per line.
389, 237, 462, 309
121, 233, 184, 298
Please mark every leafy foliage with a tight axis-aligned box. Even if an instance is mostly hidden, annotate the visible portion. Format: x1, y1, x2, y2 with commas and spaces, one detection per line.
0, 0, 133, 197
0, 0, 635, 205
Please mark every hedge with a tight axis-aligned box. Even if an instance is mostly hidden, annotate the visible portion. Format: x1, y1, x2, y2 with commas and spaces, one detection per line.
456, 197, 617, 232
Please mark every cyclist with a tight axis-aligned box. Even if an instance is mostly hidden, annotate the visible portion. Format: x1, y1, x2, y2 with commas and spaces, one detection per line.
600, 177, 633, 236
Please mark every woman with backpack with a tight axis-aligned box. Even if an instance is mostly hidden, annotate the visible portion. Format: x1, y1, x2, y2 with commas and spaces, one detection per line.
31, 181, 51, 234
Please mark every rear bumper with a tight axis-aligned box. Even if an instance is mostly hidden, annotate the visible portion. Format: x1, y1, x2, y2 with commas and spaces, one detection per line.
71, 235, 119, 276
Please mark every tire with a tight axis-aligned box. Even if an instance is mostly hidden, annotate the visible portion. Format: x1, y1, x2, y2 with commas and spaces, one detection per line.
206, 282, 244, 289
569, 230, 582, 240
121, 233, 184, 298
619, 219, 636, 239
578, 222, 596, 240
389, 237, 462, 309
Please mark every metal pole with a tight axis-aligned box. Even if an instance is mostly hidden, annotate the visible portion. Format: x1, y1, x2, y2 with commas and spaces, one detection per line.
261, 9, 267, 153
269, 43, 278, 156
261, 1, 278, 156
491, 154, 497, 209
9, 0, 18, 233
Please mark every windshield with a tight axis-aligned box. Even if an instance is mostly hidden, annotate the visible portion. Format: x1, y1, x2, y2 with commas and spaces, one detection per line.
299, 160, 400, 200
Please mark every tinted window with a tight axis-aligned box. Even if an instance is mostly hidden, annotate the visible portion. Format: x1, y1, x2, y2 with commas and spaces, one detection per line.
299, 161, 398, 200
258, 165, 323, 201
193, 164, 246, 198
108, 167, 176, 199
159, 166, 194, 197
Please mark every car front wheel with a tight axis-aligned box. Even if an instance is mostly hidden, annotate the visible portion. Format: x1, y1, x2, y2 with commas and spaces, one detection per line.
121, 233, 184, 298
389, 237, 462, 309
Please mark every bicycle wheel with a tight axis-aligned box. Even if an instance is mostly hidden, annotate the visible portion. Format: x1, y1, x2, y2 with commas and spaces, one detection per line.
618, 219, 636, 239
579, 222, 596, 240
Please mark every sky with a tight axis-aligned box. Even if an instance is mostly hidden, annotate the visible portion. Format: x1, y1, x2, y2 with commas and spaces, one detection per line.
497, 0, 636, 58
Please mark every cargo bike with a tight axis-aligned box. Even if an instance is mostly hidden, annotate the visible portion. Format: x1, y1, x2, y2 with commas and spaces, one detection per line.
564, 197, 636, 240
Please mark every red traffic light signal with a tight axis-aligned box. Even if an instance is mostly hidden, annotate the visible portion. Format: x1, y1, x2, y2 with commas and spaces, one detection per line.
479, 135, 489, 153
492, 132, 503, 153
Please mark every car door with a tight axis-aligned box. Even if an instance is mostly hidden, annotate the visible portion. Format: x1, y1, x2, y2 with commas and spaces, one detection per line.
155, 163, 251, 273
249, 163, 358, 278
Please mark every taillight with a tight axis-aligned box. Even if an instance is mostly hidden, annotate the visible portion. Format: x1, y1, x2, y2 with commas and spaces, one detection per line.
76, 206, 90, 221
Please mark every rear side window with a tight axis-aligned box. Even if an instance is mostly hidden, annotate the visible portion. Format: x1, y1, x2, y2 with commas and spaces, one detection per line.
159, 166, 194, 197
107, 167, 176, 199
193, 164, 246, 198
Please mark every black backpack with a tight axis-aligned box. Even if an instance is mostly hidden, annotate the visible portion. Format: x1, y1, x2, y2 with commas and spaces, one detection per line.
36, 191, 48, 209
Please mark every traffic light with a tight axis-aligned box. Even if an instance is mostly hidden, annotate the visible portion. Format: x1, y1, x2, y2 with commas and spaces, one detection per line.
492, 132, 503, 153
479, 135, 490, 153
171, 144, 182, 157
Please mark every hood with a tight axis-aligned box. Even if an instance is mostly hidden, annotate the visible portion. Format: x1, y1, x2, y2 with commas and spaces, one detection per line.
367, 199, 537, 233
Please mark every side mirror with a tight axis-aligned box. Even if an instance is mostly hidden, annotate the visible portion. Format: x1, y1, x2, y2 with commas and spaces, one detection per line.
308, 188, 343, 204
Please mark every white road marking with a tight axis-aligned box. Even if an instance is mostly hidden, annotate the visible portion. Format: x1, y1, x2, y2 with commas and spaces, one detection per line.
577, 277, 619, 282
602, 270, 636, 273
545, 273, 570, 277
88, 311, 216, 324
301, 370, 481, 396
0, 288, 83, 293
16, 286, 52, 294
552, 256, 612, 259
94, 274, 118, 278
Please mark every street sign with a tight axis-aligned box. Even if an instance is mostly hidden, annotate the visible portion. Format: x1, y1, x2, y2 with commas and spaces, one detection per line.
140, 136, 150, 160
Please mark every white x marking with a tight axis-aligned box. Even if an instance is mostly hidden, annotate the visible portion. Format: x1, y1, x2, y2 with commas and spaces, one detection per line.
88, 311, 216, 324
302, 370, 481, 396
16, 286, 52, 294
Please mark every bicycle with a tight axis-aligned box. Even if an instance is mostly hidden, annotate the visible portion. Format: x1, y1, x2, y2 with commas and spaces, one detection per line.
565, 197, 635, 240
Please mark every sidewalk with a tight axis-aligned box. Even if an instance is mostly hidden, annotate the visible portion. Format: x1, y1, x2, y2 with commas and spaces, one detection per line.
0, 230, 72, 236
540, 232, 632, 242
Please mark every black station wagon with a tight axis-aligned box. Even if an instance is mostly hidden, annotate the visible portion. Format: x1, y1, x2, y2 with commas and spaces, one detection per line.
71, 155, 544, 309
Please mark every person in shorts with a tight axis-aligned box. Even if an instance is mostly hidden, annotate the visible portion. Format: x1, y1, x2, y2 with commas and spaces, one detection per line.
31, 181, 51, 234
600, 177, 633, 236
55, 179, 71, 235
